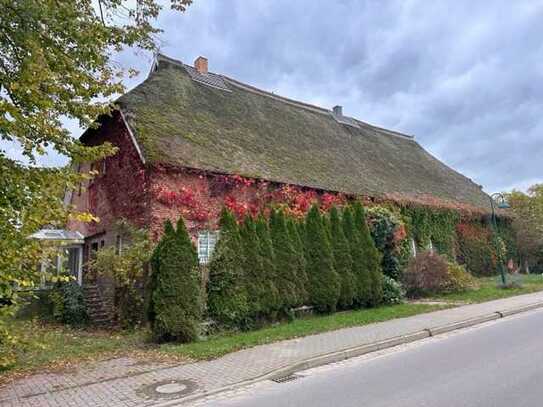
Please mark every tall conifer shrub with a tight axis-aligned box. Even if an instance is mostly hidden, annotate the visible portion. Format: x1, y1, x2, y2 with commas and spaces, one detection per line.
353, 202, 383, 306
287, 217, 309, 304
241, 215, 279, 321
150, 218, 202, 342
207, 208, 249, 327
255, 215, 281, 314
304, 205, 340, 312
329, 206, 356, 309
342, 206, 365, 305
269, 209, 302, 309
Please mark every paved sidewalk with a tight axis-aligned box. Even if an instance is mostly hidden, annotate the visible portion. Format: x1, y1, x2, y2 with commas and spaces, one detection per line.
2, 292, 543, 407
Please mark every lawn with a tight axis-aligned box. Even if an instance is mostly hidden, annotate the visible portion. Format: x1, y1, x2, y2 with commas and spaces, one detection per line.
159, 303, 445, 360
3, 274, 543, 378
1, 319, 153, 379
436, 274, 543, 303
2, 302, 443, 378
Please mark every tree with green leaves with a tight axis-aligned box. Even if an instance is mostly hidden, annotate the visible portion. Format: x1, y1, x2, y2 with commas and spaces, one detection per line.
505, 184, 543, 272
207, 208, 249, 328
304, 205, 340, 312
0, 0, 193, 366
353, 202, 383, 306
329, 206, 356, 309
269, 209, 303, 309
150, 217, 201, 343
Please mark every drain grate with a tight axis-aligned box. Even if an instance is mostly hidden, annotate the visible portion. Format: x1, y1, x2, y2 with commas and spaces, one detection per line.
272, 374, 303, 384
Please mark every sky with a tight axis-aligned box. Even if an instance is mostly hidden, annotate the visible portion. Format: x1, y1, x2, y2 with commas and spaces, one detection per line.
5, 0, 543, 193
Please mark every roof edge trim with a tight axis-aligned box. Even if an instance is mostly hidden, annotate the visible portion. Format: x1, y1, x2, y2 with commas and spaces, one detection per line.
119, 109, 146, 165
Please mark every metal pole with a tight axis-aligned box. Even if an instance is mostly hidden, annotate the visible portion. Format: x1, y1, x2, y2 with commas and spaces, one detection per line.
490, 193, 507, 286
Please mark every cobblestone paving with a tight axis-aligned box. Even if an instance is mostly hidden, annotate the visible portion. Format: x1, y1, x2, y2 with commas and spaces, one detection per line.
2, 291, 543, 407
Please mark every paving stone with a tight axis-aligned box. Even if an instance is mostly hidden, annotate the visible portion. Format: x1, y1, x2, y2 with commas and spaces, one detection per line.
2, 291, 543, 407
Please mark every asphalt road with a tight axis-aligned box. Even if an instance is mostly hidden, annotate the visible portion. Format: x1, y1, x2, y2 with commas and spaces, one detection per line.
196, 309, 543, 407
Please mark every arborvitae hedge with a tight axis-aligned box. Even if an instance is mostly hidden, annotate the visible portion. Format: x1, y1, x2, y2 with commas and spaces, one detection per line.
304, 205, 340, 312
329, 206, 356, 309
270, 209, 303, 309
151, 218, 202, 342
207, 208, 249, 327
353, 202, 383, 306
146, 221, 173, 325
287, 218, 309, 304
342, 206, 364, 305
241, 215, 279, 321
255, 215, 281, 314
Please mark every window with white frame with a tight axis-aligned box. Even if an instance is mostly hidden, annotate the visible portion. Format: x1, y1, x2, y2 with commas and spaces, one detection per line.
197, 230, 218, 264
410, 238, 417, 257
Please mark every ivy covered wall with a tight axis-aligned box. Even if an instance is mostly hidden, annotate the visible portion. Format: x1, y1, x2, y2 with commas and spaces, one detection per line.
147, 169, 519, 277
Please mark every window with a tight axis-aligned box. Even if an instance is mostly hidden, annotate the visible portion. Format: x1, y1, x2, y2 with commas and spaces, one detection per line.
428, 240, 434, 253
116, 235, 123, 255
197, 231, 218, 264
410, 238, 417, 257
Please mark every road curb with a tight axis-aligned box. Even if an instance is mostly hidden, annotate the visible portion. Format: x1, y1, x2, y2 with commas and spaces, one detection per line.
157, 300, 543, 406
496, 301, 543, 317
426, 313, 501, 336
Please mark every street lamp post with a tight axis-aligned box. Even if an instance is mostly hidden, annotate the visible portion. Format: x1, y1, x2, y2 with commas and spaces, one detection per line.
489, 192, 510, 286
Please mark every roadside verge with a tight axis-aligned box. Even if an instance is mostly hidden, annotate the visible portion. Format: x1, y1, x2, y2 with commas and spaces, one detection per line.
158, 299, 543, 406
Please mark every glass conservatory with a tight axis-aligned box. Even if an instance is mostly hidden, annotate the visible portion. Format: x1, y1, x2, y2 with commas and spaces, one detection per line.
28, 229, 84, 288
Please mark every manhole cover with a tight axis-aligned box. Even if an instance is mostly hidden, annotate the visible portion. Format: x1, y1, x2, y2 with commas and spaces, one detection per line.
155, 382, 187, 394
138, 379, 198, 400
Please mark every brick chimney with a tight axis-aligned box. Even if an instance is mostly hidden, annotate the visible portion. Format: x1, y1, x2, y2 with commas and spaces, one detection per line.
333, 105, 343, 116
194, 56, 208, 74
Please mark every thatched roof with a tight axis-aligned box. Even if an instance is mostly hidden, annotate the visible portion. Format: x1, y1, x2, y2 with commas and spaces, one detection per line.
113, 54, 490, 211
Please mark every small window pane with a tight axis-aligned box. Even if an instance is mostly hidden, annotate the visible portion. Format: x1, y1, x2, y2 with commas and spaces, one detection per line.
198, 231, 218, 264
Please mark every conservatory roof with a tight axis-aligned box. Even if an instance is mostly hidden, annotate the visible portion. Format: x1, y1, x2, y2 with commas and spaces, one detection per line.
29, 229, 85, 244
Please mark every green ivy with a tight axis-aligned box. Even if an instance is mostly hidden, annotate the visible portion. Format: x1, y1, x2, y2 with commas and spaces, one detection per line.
401, 206, 459, 258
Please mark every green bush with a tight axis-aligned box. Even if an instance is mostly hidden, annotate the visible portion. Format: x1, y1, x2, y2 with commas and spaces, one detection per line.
353, 202, 383, 306
304, 205, 340, 312
270, 209, 304, 309
151, 218, 202, 342
382, 275, 406, 305
51, 281, 89, 326
207, 209, 249, 328
329, 206, 356, 309
90, 221, 151, 328
444, 261, 479, 293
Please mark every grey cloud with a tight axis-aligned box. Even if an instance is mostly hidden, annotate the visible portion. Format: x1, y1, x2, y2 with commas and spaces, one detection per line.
13, 0, 542, 192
